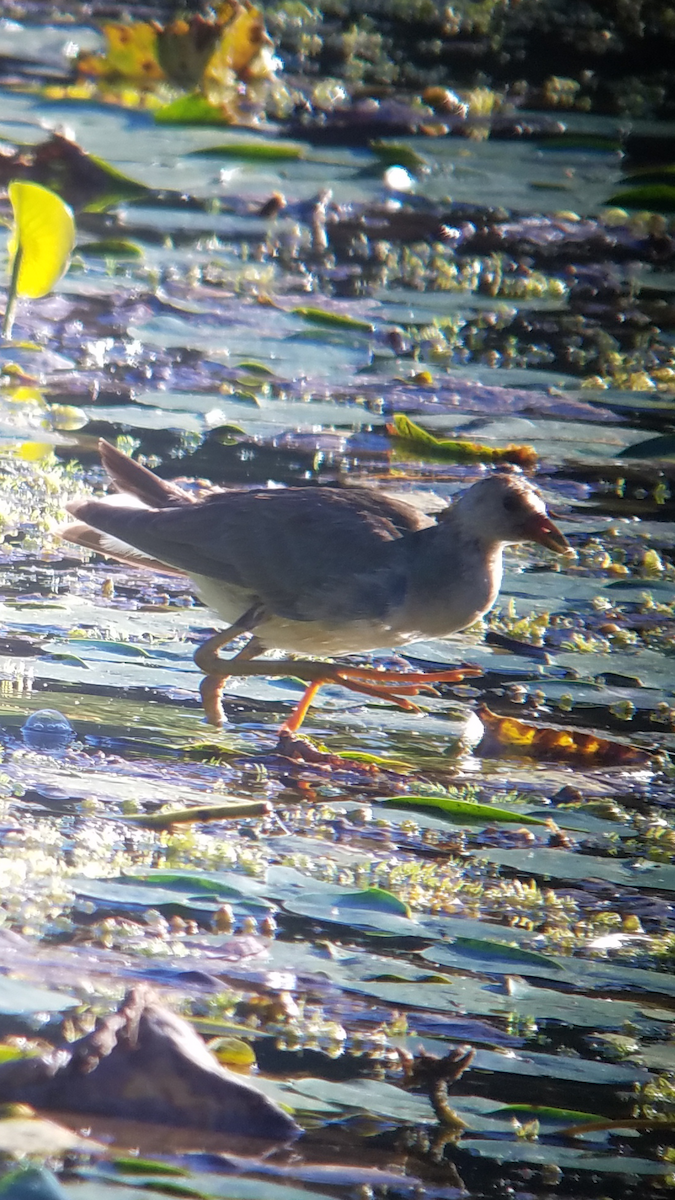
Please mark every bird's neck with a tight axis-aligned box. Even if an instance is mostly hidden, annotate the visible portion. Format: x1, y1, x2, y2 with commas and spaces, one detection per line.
397, 523, 505, 637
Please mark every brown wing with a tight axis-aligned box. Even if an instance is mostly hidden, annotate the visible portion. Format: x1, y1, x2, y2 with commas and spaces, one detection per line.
66, 486, 429, 623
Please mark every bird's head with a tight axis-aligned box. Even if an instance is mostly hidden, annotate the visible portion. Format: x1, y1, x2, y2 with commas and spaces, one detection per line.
443, 469, 571, 553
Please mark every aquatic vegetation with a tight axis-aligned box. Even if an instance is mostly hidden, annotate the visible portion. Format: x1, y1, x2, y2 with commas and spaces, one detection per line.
3, 183, 75, 339
0, 7, 670, 1197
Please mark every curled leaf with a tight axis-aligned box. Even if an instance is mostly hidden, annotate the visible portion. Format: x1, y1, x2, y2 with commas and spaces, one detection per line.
388, 414, 537, 467
7, 182, 75, 300
476, 704, 651, 766
122, 800, 271, 828
292, 306, 375, 333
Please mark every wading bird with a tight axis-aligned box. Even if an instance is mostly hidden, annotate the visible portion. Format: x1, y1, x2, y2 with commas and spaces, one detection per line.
62, 442, 569, 736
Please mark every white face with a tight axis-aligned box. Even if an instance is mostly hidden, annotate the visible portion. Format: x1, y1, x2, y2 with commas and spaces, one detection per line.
450, 474, 563, 548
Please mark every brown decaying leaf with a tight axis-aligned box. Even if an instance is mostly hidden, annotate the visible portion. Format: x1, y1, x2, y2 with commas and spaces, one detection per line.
475, 703, 652, 766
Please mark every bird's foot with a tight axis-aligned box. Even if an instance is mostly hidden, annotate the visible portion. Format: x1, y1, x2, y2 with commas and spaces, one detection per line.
275, 729, 338, 766
323, 662, 482, 709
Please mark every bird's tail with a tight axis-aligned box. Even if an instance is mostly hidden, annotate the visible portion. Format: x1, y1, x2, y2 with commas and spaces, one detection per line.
98, 439, 196, 508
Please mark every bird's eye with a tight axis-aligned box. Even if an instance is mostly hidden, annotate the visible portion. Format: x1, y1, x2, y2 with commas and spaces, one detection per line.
503, 494, 521, 513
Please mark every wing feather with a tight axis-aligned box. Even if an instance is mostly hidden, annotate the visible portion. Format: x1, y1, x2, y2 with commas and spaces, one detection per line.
65, 486, 429, 623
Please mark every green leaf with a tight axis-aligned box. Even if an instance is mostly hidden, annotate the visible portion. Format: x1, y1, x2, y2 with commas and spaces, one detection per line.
190, 141, 305, 161
491, 1104, 601, 1121
388, 413, 536, 467
0, 1167, 68, 1200
334, 887, 411, 917
110, 1162, 188, 1178
607, 183, 675, 212
369, 140, 429, 174
451, 937, 563, 968
381, 795, 548, 825
291, 306, 375, 333
235, 361, 277, 375
69, 638, 152, 658
154, 93, 230, 125
80, 239, 144, 259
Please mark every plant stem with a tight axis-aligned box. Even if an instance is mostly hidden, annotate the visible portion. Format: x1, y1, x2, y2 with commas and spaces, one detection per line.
2, 244, 22, 341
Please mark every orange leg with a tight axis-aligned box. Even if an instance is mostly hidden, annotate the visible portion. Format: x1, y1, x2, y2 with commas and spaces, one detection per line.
278, 663, 482, 736
199, 636, 265, 726
193, 614, 481, 732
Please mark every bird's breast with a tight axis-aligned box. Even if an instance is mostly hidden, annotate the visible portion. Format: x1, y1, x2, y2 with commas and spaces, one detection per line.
191, 573, 412, 654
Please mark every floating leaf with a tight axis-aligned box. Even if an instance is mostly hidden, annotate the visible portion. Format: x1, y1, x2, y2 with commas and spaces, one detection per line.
154, 93, 234, 125
80, 239, 144, 259
0, 1166, 72, 1198
369, 141, 429, 174
110, 1161, 188, 1178
476, 704, 651, 766
0, 134, 150, 214
449, 937, 563, 968
335, 887, 411, 917
281, 890, 421, 936
235, 361, 277, 375
491, 1104, 601, 1121
209, 1037, 256, 1068
292, 307, 375, 333
607, 183, 675, 212
382, 793, 548, 825
388, 413, 538, 467
190, 142, 305, 161
619, 432, 675, 458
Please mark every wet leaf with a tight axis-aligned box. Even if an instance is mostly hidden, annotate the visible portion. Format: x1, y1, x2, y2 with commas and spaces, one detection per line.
154, 94, 234, 126
122, 800, 271, 828
209, 1037, 256, 1069
0, 1167, 70, 1199
607, 183, 675, 212
382, 793, 548, 824
0, 979, 77, 1016
291, 307, 375, 333
476, 704, 652, 766
334, 887, 411, 916
190, 142, 305, 161
387, 413, 538, 466
369, 141, 429, 174
81, 239, 144, 259
619, 432, 675, 458
110, 1162, 188, 1179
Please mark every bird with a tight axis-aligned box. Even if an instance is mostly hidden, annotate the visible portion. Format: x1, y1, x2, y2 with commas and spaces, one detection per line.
61, 441, 570, 736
